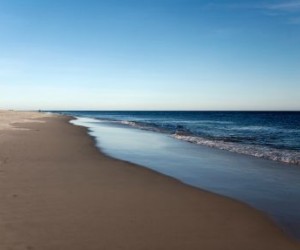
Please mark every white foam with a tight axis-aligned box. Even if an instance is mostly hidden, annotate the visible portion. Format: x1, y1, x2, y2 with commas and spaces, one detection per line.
120, 120, 137, 126
76, 117, 101, 123
173, 134, 300, 165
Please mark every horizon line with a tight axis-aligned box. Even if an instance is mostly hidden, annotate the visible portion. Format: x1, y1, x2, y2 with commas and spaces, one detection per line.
45, 109, 300, 112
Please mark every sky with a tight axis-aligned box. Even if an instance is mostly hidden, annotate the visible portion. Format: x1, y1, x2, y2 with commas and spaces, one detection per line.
0, 0, 299, 110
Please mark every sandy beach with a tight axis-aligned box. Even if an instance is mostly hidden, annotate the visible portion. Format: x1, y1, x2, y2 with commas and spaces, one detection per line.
0, 111, 299, 250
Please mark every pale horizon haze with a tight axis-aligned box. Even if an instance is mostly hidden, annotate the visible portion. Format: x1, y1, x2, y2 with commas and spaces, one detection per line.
0, 0, 300, 110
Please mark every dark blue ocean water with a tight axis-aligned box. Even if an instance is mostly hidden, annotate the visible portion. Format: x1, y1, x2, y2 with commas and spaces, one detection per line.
56, 111, 300, 165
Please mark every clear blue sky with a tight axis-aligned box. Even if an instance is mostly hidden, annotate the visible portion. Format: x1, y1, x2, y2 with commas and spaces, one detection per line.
0, 0, 299, 110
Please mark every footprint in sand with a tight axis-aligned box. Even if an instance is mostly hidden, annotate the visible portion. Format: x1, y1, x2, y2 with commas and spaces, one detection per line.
0, 157, 8, 165
0, 157, 8, 174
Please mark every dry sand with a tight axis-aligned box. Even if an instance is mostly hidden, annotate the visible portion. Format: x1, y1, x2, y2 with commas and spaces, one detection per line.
0, 110, 52, 131
0, 111, 299, 250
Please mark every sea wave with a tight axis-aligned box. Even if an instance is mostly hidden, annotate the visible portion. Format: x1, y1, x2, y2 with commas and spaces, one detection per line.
173, 134, 300, 165
74, 117, 102, 123
229, 125, 300, 133
88, 117, 300, 165
183, 120, 234, 125
119, 120, 166, 133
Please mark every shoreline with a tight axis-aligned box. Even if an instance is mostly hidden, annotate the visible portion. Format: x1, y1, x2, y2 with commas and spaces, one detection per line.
1, 111, 299, 249
71, 114, 300, 239
56, 110, 300, 166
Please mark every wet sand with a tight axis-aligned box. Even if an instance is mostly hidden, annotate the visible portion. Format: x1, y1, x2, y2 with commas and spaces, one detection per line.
0, 111, 299, 250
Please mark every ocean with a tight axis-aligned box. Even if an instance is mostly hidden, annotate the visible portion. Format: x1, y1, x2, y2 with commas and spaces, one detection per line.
57, 111, 300, 165
53, 111, 300, 239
